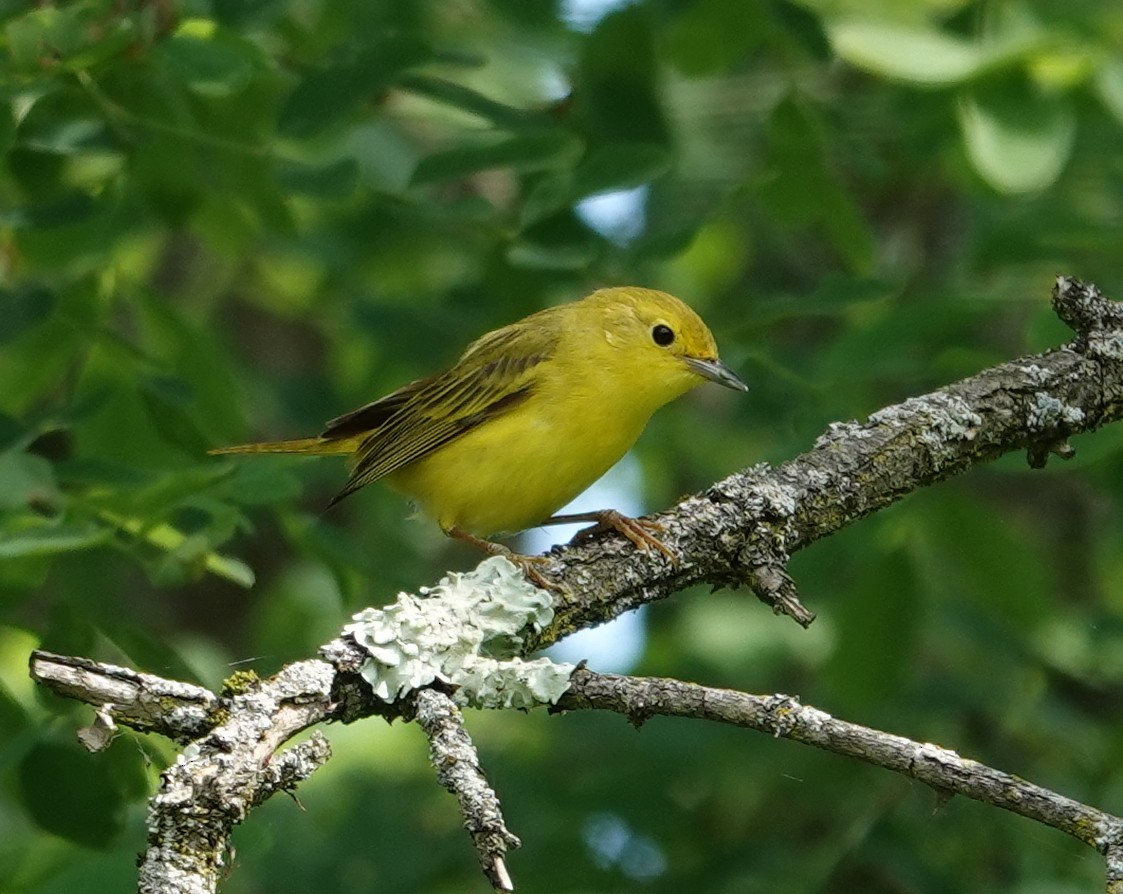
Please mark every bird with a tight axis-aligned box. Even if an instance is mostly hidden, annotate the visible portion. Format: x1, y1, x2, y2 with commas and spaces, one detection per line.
211, 286, 747, 585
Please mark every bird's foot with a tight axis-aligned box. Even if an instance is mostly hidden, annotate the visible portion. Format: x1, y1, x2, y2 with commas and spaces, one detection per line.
506, 553, 561, 591
444, 526, 562, 591
544, 509, 679, 566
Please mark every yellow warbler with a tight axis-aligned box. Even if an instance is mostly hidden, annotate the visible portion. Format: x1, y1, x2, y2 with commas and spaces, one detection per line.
212, 287, 747, 577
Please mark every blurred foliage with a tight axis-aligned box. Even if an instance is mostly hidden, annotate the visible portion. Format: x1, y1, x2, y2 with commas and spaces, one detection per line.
3, 0, 1123, 891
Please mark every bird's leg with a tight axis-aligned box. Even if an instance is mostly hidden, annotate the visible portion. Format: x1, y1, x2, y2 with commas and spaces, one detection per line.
443, 526, 560, 591
541, 509, 679, 565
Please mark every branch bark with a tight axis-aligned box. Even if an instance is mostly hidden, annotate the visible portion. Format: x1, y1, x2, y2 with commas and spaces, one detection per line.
404, 689, 521, 891
555, 667, 1123, 874
28, 276, 1123, 893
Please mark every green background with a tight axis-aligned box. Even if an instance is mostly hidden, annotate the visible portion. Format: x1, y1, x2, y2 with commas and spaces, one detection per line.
4, 0, 1123, 891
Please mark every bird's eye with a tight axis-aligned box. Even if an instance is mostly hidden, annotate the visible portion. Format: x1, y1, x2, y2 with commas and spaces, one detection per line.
652, 324, 675, 347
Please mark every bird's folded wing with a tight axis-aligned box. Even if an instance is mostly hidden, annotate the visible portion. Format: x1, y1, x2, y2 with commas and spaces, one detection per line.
329, 323, 558, 503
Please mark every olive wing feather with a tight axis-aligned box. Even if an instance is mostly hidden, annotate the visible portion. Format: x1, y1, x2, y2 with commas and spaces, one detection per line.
327, 322, 558, 506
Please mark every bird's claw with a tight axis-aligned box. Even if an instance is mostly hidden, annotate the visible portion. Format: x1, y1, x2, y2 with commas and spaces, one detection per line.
569, 509, 679, 566
509, 554, 564, 592
444, 525, 564, 591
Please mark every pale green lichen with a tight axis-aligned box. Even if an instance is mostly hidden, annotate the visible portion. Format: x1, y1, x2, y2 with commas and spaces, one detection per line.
342, 557, 575, 709
1028, 391, 1085, 430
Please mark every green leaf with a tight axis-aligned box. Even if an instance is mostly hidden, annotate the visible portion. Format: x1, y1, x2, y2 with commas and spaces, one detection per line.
0, 522, 110, 559
148, 530, 255, 588
5, 8, 77, 72
98, 509, 256, 588
15, 116, 114, 156
0, 285, 56, 343
519, 172, 576, 227
830, 21, 983, 84
506, 238, 598, 271
957, 82, 1075, 193
0, 192, 102, 229
411, 133, 583, 186
220, 461, 304, 505
112, 464, 233, 516
398, 74, 554, 132
578, 7, 669, 146
159, 31, 255, 97
1095, 57, 1123, 125
572, 142, 671, 197
516, 143, 669, 229
0, 450, 58, 510
0, 414, 24, 451
5, 4, 138, 73
665, 0, 768, 76
18, 741, 130, 848
276, 158, 360, 199
278, 35, 431, 137
137, 374, 212, 455
828, 20, 1038, 86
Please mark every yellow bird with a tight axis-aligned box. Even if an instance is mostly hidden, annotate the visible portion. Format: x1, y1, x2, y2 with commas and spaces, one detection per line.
211, 287, 747, 581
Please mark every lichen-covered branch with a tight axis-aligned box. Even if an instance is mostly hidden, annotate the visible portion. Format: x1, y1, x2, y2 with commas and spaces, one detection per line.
556, 667, 1123, 864
135, 660, 335, 894
29, 652, 337, 894
331, 557, 573, 709
29, 651, 220, 745
523, 276, 1123, 648
405, 689, 521, 891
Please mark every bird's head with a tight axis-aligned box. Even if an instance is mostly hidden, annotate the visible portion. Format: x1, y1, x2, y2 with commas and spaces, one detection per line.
584, 287, 748, 406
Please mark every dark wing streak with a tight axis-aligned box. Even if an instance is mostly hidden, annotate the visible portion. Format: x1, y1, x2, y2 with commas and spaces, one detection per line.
321, 376, 434, 441
326, 325, 540, 442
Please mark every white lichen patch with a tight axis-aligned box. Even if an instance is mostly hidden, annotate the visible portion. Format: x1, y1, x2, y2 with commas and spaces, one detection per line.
342, 557, 574, 709
917, 741, 962, 764
813, 420, 871, 449
751, 480, 799, 518
799, 466, 834, 491
869, 393, 982, 448
1089, 330, 1123, 360
1028, 391, 1085, 430
1014, 363, 1050, 386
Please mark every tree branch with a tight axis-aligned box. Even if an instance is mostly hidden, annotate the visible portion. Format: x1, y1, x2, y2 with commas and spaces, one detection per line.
555, 667, 1123, 868
30, 653, 337, 894
404, 689, 521, 891
133, 659, 336, 894
29, 651, 220, 745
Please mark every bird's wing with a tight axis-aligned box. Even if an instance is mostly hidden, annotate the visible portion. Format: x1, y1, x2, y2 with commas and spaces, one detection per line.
320, 376, 432, 441
328, 322, 557, 506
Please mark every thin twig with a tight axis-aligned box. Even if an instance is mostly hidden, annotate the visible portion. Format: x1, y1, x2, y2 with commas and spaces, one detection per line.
30, 651, 220, 744
405, 689, 521, 892
556, 668, 1123, 867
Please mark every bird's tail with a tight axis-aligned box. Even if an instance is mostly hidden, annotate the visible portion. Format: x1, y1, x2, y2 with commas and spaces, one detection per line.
209, 437, 353, 457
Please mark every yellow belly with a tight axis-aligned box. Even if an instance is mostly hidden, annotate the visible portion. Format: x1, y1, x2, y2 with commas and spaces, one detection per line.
386, 390, 650, 536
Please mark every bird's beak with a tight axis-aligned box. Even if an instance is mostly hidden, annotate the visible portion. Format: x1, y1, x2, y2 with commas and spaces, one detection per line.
684, 356, 749, 392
